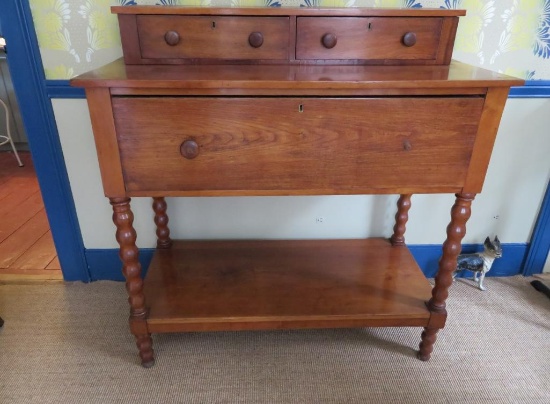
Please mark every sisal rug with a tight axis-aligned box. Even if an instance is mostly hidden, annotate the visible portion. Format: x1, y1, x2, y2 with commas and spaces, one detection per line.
0, 276, 548, 403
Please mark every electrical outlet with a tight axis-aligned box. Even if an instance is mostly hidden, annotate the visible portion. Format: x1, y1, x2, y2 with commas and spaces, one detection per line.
315, 217, 324, 224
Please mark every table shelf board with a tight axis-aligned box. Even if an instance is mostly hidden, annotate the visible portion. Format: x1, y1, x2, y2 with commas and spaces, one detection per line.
144, 238, 433, 333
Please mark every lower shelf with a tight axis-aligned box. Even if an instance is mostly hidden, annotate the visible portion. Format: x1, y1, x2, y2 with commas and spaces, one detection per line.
143, 238, 433, 333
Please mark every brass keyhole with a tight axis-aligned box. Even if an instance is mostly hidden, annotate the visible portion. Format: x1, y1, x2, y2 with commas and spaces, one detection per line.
299, 104, 304, 113
212, 21, 216, 29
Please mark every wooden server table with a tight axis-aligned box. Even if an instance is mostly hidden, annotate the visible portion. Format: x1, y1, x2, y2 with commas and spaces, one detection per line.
71, 7, 523, 367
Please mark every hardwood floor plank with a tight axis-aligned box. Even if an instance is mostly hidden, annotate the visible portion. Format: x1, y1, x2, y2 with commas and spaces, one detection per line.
0, 151, 62, 278
0, 153, 20, 175
0, 191, 45, 244
9, 230, 57, 270
0, 158, 32, 176
0, 152, 32, 184
0, 209, 50, 268
0, 153, 37, 185
0, 269, 64, 283
0, 187, 41, 215
0, 157, 36, 178
0, 176, 40, 203
45, 256, 61, 270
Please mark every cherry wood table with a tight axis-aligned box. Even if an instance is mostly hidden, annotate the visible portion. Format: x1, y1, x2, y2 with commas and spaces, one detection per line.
72, 7, 523, 367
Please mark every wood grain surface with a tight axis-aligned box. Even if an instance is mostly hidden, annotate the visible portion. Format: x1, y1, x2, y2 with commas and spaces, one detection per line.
144, 239, 433, 333
296, 17, 442, 61
112, 7, 466, 17
71, 60, 524, 89
84, 88, 126, 197
0, 152, 61, 278
113, 96, 484, 195
137, 16, 289, 60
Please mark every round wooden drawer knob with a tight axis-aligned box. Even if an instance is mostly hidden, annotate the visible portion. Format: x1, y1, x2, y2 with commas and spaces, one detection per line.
164, 31, 180, 46
321, 33, 337, 49
249, 32, 264, 48
180, 140, 199, 159
402, 32, 417, 47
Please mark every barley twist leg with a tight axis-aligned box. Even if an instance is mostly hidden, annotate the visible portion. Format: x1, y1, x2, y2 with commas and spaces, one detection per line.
110, 197, 155, 368
153, 197, 172, 249
390, 194, 412, 246
418, 193, 475, 361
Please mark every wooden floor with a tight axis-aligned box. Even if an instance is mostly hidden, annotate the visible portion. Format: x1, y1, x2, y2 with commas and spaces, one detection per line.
0, 151, 63, 281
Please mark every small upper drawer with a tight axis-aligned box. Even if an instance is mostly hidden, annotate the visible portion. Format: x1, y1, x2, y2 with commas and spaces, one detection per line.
296, 17, 443, 61
137, 16, 290, 60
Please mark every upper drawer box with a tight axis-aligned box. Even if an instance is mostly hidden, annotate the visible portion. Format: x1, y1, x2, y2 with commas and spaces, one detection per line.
113, 96, 483, 195
137, 16, 290, 60
296, 17, 443, 61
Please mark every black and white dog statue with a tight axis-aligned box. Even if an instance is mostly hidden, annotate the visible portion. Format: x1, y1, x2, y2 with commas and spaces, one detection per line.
453, 236, 502, 291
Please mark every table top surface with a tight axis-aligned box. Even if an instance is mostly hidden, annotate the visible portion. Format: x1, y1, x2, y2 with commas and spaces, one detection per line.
71, 59, 524, 89
111, 6, 467, 17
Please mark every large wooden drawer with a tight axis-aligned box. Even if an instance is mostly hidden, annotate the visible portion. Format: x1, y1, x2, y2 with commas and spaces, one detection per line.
112, 97, 484, 195
296, 17, 443, 61
137, 16, 290, 60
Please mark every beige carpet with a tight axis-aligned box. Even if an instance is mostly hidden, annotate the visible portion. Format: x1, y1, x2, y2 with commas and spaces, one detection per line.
0, 276, 549, 403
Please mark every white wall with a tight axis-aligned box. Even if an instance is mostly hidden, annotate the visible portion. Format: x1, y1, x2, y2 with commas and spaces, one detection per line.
52, 98, 550, 249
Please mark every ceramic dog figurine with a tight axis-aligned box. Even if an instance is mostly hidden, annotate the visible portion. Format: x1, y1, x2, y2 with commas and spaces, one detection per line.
453, 236, 502, 291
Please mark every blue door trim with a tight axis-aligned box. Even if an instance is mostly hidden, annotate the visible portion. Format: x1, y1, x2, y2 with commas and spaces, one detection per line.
523, 182, 550, 276
46, 80, 85, 99
2, 1, 90, 281
509, 80, 550, 98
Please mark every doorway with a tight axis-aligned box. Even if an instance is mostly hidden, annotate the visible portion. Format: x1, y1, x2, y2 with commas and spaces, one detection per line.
1, 1, 89, 282
0, 32, 62, 281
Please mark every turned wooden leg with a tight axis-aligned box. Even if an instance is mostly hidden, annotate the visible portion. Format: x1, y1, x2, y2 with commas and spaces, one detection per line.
418, 193, 475, 361
110, 197, 155, 368
418, 327, 438, 361
153, 197, 172, 249
390, 194, 412, 246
